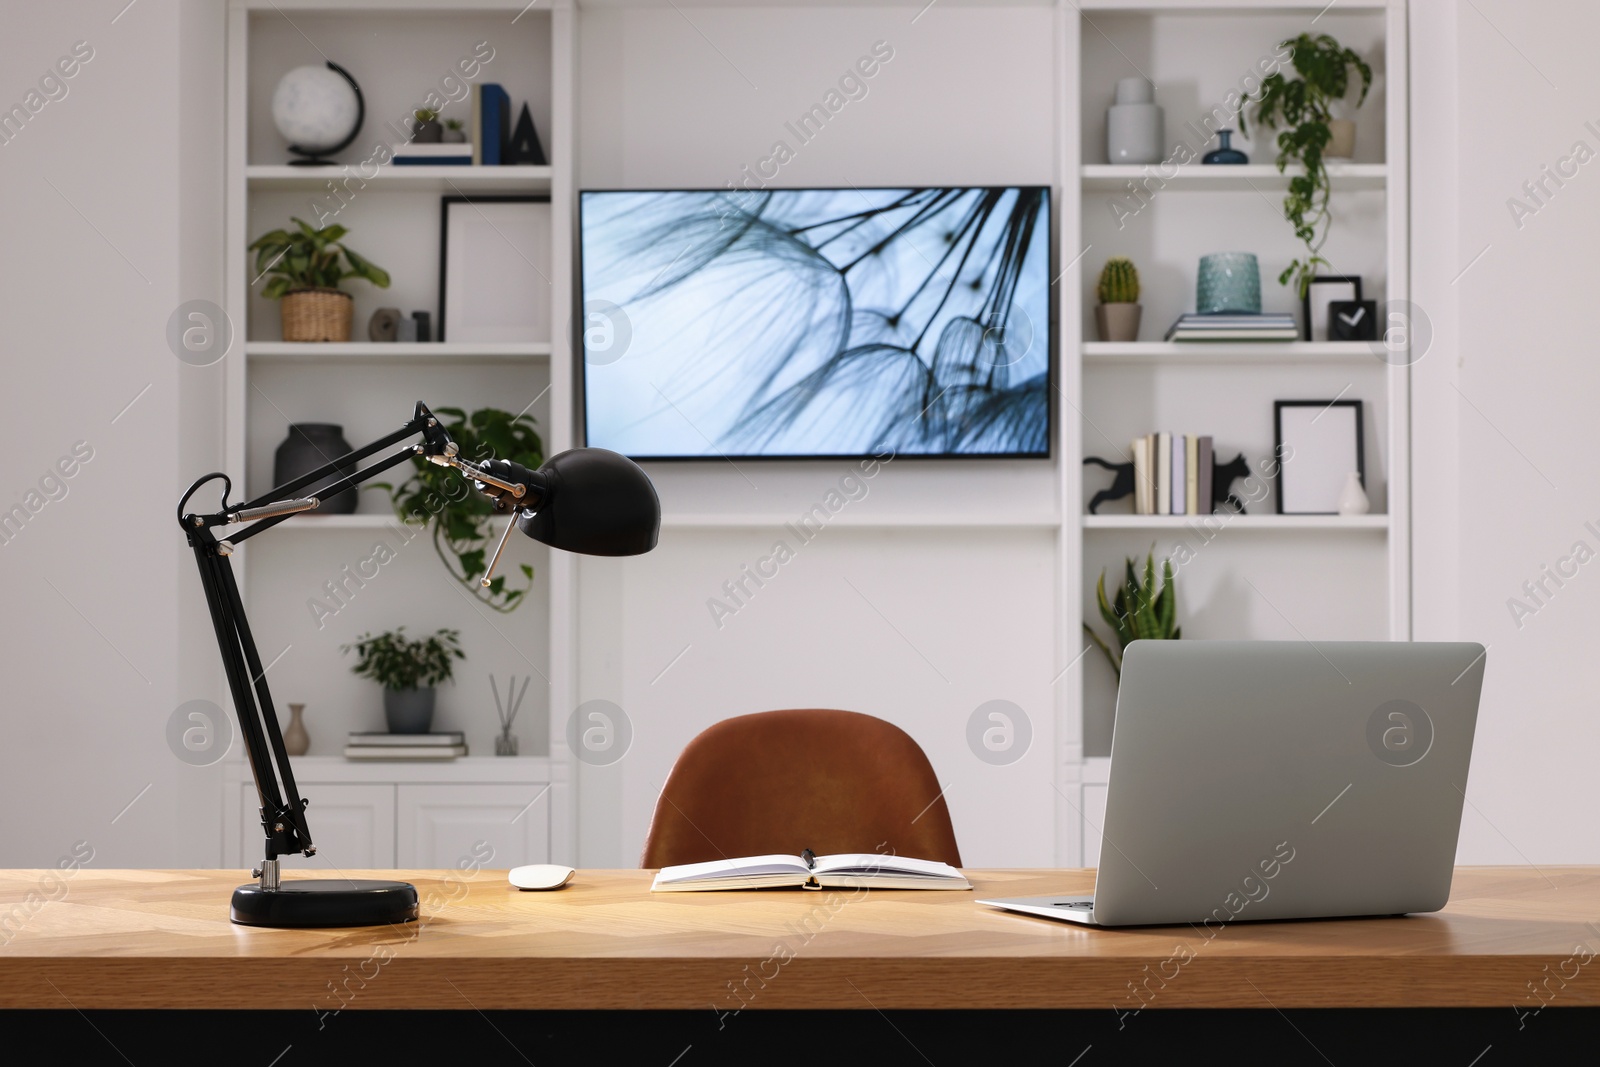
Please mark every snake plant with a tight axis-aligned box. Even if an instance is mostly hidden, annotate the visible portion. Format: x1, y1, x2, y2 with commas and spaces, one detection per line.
1082, 548, 1180, 679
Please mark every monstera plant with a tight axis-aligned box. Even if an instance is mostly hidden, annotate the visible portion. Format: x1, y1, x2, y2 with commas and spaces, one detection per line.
376, 406, 544, 612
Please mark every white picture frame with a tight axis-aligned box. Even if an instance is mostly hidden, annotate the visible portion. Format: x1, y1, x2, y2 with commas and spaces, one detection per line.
1274, 400, 1365, 515
439, 196, 551, 343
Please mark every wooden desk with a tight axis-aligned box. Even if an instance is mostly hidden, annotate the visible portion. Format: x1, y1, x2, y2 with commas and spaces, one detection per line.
2, 867, 1597, 1011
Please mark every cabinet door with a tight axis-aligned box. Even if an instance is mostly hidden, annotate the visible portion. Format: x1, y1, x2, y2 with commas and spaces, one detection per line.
396, 783, 550, 869
236, 783, 396, 869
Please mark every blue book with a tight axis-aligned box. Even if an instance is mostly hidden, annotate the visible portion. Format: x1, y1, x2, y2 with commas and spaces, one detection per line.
479, 84, 510, 165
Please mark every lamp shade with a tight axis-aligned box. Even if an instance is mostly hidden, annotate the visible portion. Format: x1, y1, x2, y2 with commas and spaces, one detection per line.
516, 448, 659, 556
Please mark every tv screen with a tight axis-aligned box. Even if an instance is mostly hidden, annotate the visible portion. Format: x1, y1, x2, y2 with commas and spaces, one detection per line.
578, 187, 1052, 459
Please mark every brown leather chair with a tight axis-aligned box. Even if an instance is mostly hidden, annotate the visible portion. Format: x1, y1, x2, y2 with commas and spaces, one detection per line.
640, 708, 962, 869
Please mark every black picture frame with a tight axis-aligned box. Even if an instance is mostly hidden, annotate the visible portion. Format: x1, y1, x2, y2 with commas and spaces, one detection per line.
1299, 274, 1363, 342
1273, 399, 1365, 515
573, 185, 1056, 462
438, 194, 552, 344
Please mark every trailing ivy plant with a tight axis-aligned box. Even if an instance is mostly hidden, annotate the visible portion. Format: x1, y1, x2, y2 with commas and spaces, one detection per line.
375, 407, 545, 612
343, 628, 464, 691
247, 217, 391, 299
1082, 548, 1180, 680
1241, 33, 1372, 299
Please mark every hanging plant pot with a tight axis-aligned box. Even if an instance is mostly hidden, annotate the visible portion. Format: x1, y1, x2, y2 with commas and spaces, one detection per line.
1325, 119, 1356, 159
281, 287, 353, 342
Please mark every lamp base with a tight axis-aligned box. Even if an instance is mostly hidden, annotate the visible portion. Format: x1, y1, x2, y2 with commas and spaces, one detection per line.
231, 878, 419, 928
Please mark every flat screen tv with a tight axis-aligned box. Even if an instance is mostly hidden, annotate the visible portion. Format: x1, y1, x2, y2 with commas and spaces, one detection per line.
578, 187, 1052, 459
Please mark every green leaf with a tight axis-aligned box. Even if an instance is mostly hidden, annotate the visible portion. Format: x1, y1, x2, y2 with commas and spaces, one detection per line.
342, 246, 391, 289
247, 229, 292, 252
261, 276, 292, 300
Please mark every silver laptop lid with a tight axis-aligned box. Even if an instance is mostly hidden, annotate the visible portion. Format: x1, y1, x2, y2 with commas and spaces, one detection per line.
1091, 640, 1486, 927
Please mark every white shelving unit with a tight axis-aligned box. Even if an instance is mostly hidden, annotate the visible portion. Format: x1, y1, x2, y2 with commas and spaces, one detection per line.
1082, 341, 1378, 364
1058, 0, 1409, 866
1080, 162, 1387, 192
1082, 514, 1389, 531
246, 163, 552, 193
223, 0, 577, 867
246, 341, 551, 364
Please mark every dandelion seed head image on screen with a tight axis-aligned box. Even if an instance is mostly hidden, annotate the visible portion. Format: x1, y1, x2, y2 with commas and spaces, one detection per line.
578, 187, 1052, 459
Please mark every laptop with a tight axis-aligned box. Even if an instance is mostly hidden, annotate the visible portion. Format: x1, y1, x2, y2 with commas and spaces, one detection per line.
981, 640, 1487, 927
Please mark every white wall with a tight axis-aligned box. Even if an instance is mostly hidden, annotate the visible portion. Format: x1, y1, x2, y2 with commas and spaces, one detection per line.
574, 4, 1064, 867
0, 0, 225, 867
6, 0, 1600, 873
1412, 0, 1600, 864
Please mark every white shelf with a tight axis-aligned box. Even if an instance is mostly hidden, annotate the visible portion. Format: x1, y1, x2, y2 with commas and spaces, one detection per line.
1083, 514, 1389, 531
1083, 342, 1379, 365
244, 342, 550, 364
246, 165, 552, 194
1078, 1, 1388, 13
661, 513, 1064, 529
1081, 163, 1387, 193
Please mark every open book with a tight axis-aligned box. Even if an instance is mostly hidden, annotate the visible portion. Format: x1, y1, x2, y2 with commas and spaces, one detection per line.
650, 852, 971, 892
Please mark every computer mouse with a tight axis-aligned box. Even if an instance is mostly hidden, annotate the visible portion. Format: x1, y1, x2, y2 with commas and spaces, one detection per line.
509, 864, 575, 891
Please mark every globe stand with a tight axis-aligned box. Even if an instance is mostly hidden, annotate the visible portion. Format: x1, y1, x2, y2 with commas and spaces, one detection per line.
282, 61, 365, 167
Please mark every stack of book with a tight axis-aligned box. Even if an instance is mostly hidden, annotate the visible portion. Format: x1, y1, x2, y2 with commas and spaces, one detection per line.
1130, 433, 1215, 516
1164, 313, 1299, 342
391, 142, 472, 166
344, 731, 467, 760
469, 82, 509, 165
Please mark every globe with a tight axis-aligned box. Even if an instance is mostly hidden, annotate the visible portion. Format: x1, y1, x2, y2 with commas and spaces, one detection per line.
271, 64, 360, 153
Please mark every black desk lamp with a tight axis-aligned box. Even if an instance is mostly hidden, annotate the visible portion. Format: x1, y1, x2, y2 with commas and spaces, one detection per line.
177, 402, 659, 927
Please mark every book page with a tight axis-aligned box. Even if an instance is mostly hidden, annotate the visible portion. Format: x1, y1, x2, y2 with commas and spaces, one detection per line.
653, 854, 808, 884
812, 854, 962, 878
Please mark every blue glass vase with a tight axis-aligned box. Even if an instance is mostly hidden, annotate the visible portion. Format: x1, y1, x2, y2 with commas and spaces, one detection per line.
1203, 129, 1249, 165
1196, 253, 1261, 315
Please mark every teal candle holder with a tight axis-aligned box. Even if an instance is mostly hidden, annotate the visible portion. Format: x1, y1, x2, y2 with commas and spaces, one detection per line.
1196, 252, 1261, 314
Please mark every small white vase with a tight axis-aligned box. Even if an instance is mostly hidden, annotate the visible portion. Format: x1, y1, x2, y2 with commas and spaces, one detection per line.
1107, 77, 1164, 165
1337, 472, 1370, 516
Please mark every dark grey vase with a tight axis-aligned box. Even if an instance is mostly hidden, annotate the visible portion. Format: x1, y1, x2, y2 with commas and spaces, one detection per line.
412, 118, 443, 143
273, 423, 358, 514
384, 688, 436, 734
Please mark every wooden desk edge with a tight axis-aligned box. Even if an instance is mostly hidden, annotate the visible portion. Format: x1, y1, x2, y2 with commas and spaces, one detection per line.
2, 867, 1597, 1010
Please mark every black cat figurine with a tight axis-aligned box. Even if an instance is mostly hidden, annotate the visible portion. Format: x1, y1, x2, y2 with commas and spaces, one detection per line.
1212, 452, 1251, 514
1083, 456, 1135, 514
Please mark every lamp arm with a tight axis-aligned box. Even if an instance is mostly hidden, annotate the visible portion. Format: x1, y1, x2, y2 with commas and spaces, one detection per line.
176, 403, 521, 890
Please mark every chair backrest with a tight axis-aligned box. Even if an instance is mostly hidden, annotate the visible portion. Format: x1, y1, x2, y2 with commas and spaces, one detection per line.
639, 708, 962, 869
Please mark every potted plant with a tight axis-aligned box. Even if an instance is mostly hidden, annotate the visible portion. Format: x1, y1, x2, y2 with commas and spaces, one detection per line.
1241, 32, 1372, 298
343, 627, 464, 734
442, 117, 466, 144
376, 407, 545, 612
1094, 257, 1141, 343
412, 107, 443, 143
1082, 549, 1180, 679
248, 218, 390, 342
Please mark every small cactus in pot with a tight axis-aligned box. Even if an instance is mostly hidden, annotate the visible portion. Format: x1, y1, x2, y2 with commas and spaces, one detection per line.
1095, 256, 1142, 342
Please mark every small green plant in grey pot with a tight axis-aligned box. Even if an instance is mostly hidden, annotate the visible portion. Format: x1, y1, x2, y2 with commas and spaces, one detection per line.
343, 628, 464, 734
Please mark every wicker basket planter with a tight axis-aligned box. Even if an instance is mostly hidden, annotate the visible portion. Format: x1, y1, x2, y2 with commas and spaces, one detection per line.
280, 288, 353, 342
